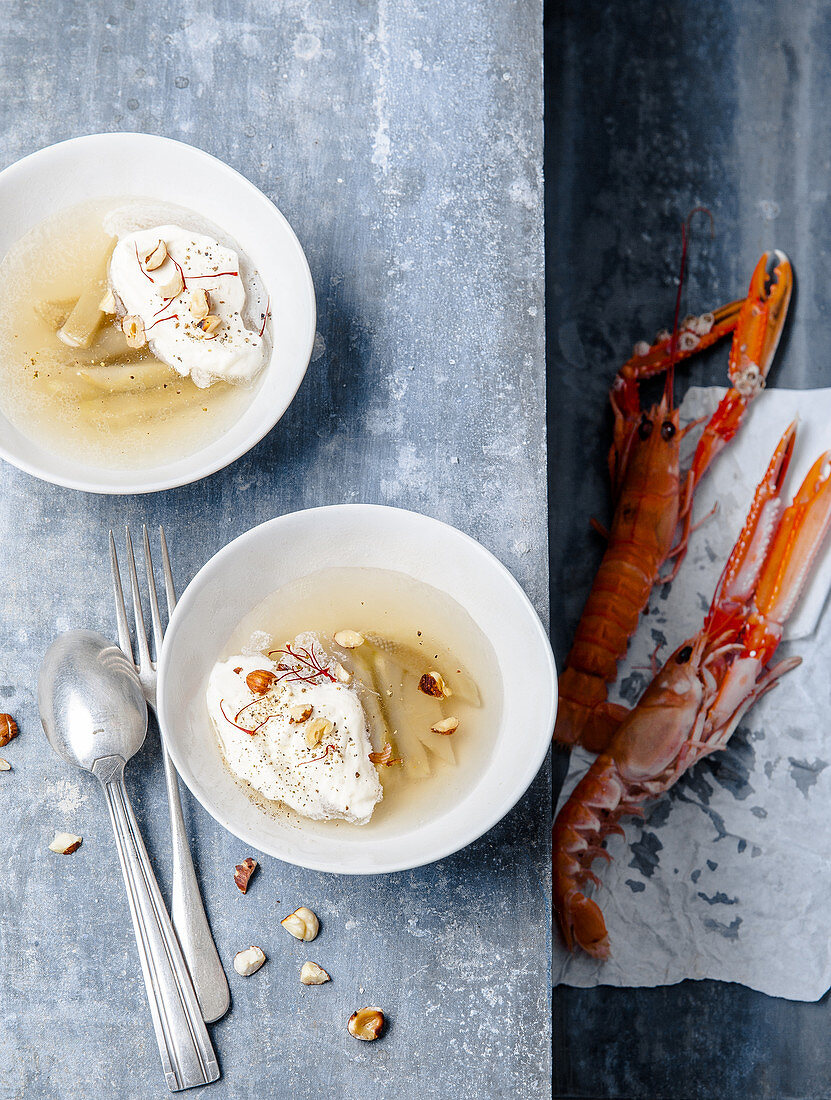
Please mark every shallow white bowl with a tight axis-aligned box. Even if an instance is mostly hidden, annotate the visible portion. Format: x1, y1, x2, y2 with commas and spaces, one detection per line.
0, 133, 316, 494
158, 505, 556, 875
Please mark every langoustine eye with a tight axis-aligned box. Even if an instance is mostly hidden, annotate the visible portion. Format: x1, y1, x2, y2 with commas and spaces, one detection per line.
638, 416, 653, 440
661, 420, 676, 440
675, 645, 693, 664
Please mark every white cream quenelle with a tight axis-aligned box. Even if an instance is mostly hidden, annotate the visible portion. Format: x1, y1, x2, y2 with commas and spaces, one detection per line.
206, 640, 383, 825
109, 225, 268, 388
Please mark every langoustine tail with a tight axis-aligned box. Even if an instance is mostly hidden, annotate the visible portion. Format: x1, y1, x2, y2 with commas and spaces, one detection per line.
553, 754, 633, 959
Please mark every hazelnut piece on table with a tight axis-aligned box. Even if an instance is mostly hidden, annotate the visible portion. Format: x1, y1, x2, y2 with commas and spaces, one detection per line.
233, 946, 266, 976
0, 714, 18, 748
0, 759, 10, 772
348, 1007, 385, 1041
281, 906, 319, 942
234, 857, 258, 894
299, 962, 330, 985
49, 832, 82, 855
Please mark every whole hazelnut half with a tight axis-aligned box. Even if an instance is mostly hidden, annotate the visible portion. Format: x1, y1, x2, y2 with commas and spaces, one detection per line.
348, 1007, 385, 1041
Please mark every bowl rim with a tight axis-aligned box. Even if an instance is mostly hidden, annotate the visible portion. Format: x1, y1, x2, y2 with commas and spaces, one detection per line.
157, 503, 556, 874
0, 132, 316, 494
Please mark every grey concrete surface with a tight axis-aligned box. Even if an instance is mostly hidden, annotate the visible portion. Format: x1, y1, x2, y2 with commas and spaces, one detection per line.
0, 2, 549, 1098
549, 1, 831, 1098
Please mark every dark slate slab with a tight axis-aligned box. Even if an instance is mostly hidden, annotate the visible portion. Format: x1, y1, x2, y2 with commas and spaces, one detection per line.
548, 2, 831, 1097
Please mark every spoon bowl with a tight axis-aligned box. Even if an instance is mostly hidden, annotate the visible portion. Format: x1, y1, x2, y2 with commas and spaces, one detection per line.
38, 629, 147, 771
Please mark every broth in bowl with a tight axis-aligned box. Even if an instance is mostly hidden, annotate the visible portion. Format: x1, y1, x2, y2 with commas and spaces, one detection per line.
0, 197, 271, 469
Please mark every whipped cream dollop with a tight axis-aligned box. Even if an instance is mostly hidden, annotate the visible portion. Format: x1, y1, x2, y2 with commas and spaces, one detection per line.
109, 224, 268, 388
206, 639, 383, 825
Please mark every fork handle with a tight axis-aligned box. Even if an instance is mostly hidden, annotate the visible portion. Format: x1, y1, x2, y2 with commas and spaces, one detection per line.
95, 758, 220, 1092
163, 747, 231, 1024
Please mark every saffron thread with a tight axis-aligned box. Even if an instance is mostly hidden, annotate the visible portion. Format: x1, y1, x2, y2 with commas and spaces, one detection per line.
219, 698, 270, 735
147, 312, 179, 331
258, 296, 270, 338
267, 644, 337, 684
296, 743, 340, 768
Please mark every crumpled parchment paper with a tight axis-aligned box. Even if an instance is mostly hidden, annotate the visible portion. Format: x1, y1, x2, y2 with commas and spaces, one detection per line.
554, 386, 831, 1002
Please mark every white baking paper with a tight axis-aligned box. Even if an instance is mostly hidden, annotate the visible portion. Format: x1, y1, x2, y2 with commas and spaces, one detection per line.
554, 386, 831, 1002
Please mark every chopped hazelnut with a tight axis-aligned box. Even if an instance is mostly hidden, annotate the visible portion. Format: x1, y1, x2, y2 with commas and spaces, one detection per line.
143, 239, 168, 270
196, 314, 221, 335
189, 287, 210, 320
348, 1007, 385, 1041
0, 758, 10, 771
300, 961, 330, 985
234, 857, 258, 894
49, 832, 82, 855
281, 906, 319, 941
418, 670, 452, 698
246, 669, 277, 695
99, 287, 117, 313
368, 743, 402, 766
233, 946, 266, 976
334, 630, 364, 649
159, 267, 184, 300
0, 714, 18, 748
305, 718, 333, 748
334, 662, 352, 684
431, 716, 459, 735
121, 314, 147, 349
290, 704, 314, 723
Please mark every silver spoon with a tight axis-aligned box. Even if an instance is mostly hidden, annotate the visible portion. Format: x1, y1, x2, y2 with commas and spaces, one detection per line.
38, 630, 220, 1092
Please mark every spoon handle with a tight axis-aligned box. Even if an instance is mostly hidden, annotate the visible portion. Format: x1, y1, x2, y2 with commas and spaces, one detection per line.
96, 759, 220, 1092
163, 744, 230, 1023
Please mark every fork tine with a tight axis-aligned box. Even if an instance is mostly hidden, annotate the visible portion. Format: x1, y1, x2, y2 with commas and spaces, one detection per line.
143, 524, 164, 664
109, 530, 134, 662
125, 527, 153, 669
159, 525, 178, 615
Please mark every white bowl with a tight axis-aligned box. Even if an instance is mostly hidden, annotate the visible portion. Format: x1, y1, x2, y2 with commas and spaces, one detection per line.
0, 134, 316, 494
158, 505, 556, 874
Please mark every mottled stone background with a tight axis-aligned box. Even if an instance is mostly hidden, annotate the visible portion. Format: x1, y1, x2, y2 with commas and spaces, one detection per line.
549, 2, 831, 1098
0, 2, 548, 1098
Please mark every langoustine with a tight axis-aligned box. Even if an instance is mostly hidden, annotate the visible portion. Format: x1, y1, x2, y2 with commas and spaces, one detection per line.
554, 422, 831, 958
554, 249, 793, 754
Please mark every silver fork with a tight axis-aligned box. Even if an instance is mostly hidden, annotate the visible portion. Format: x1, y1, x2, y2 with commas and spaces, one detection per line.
110, 525, 230, 1024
